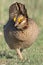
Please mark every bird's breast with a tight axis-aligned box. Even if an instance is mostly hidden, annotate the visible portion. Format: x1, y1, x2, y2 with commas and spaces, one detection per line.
13, 20, 39, 44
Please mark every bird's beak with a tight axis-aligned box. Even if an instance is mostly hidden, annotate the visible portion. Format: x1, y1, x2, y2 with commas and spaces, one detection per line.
14, 22, 19, 27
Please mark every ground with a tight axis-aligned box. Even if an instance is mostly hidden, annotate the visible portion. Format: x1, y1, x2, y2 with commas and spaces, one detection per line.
0, 0, 43, 65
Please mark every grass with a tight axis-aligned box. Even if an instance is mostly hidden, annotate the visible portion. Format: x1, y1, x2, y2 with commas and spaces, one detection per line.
0, 0, 43, 65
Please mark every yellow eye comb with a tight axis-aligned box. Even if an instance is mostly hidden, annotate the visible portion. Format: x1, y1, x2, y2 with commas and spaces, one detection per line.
14, 17, 16, 22
17, 16, 24, 23
13, 15, 24, 23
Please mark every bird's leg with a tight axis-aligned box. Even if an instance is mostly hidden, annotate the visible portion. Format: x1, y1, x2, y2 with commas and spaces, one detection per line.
20, 48, 23, 52
16, 48, 23, 60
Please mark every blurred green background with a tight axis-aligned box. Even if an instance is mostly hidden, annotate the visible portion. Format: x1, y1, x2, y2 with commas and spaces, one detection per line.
0, 0, 43, 65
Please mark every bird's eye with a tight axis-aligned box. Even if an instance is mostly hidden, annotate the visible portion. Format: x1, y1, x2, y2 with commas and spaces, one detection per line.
19, 21, 21, 24
17, 16, 24, 23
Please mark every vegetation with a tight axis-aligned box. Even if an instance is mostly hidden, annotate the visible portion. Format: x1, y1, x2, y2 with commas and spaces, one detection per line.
0, 0, 43, 65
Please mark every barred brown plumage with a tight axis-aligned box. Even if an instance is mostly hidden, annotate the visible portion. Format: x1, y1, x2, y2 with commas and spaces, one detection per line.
4, 2, 39, 60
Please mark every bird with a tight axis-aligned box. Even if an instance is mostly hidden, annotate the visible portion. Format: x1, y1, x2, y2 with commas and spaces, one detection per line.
4, 2, 39, 60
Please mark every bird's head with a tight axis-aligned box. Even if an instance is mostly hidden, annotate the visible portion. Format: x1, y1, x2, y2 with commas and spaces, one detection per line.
9, 2, 28, 29
13, 14, 28, 29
